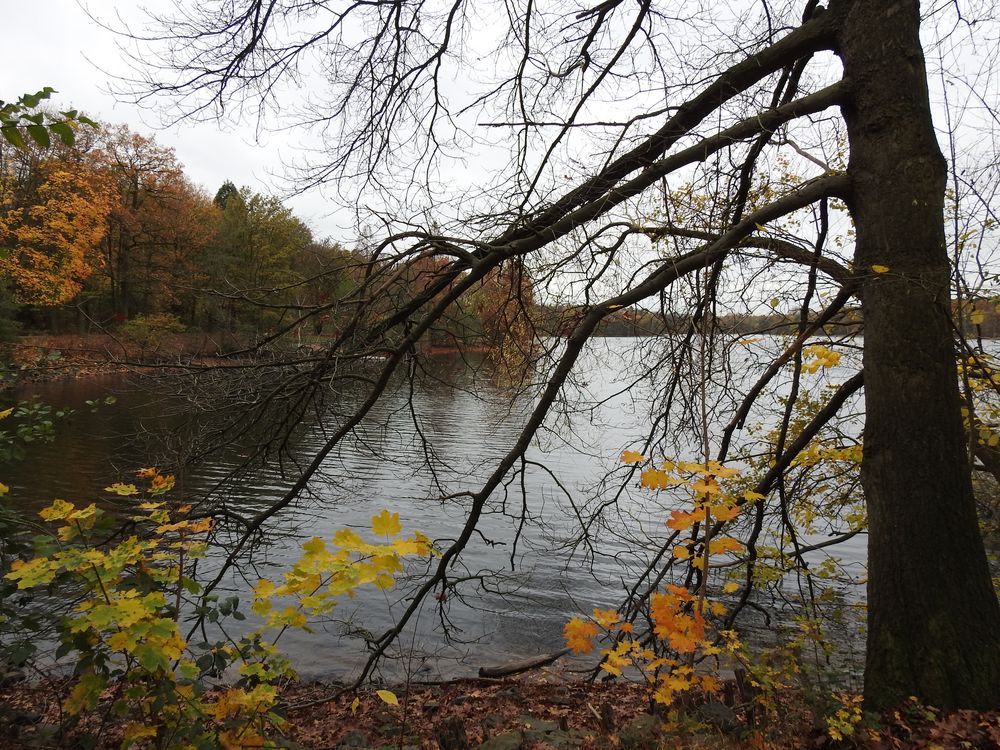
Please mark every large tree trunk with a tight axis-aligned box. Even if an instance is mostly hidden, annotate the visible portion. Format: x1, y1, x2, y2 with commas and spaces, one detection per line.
837, 0, 1000, 709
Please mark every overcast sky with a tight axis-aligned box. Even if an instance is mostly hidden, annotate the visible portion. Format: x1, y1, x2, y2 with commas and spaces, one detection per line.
5, 1, 349, 243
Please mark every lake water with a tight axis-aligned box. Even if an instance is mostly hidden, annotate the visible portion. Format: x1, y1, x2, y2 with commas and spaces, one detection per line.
3, 336, 868, 681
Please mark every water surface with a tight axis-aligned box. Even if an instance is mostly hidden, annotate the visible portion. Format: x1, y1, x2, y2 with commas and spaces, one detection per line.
4, 337, 868, 680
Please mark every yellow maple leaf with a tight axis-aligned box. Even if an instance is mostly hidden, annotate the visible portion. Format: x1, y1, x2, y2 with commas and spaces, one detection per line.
700, 674, 721, 694
254, 579, 276, 599
185, 517, 213, 533
709, 536, 744, 555
601, 660, 623, 676
564, 617, 599, 654
592, 608, 620, 629
333, 528, 366, 550
39, 498, 75, 520
667, 509, 700, 531
105, 482, 139, 496
712, 504, 741, 522
155, 520, 193, 534
108, 630, 139, 653
302, 537, 326, 555
391, 537, 424, 555
372, 510, 401, 537
137, 501, 165, 510
620, 450, 645, 464
64, 670, 106, 715
641, 468, 674, 490
691, 478, 721, 495
871, 264, 890, 273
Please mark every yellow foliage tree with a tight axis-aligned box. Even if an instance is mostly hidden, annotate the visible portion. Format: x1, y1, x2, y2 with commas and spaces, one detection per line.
0, 159, 111, 304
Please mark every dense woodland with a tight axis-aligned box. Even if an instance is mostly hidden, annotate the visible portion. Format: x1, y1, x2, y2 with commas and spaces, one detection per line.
0, 125, 539, 358
5, 124, 1000, 355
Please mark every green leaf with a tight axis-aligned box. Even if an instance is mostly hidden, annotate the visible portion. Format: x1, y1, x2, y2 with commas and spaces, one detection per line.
177, 661, 199, 681
25, 124, 50, 148
1, 126, 25, 149
134, 643, 170, 673
49, 121, 75, 146
21, 89, 54, 108
7, 641, 35, 666
145, 618, 176, 639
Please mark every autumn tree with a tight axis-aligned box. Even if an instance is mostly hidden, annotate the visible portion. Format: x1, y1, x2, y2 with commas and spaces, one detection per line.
118, 0, 1000, 709
0, 147, 111, 306
0, 93, 107, 312
93, 124, 218, 321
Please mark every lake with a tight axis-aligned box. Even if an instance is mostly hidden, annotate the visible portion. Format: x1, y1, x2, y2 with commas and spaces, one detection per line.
3, 336, 868, 681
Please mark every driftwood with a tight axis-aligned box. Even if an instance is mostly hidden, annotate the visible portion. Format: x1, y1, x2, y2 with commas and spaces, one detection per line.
477, 648, 572, 678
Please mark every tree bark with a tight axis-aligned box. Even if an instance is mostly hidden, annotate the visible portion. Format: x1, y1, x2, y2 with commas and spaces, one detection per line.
837, 0, 1000, 709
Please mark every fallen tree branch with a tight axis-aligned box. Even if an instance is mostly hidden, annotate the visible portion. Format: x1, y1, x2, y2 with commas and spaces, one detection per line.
477, 648, 572, 678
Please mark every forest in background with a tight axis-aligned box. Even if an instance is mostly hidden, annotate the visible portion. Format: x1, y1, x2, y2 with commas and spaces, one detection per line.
0, 123, 541, 360
5, 120, 1000, 363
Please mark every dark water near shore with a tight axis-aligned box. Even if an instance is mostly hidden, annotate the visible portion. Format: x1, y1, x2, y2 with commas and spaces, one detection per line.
3, 337, 867, 681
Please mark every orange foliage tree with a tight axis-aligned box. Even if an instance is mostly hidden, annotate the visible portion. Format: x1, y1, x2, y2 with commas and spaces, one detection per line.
0, 158, 111, 305
93, 124, 218, 320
